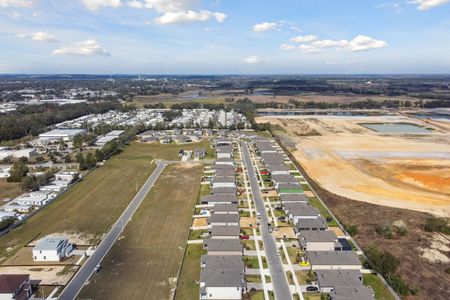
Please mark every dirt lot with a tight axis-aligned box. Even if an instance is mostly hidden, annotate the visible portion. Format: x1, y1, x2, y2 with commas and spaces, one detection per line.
192, 217, 207, 227
79, 163, 204, 300
282, 145, 450, 300
0, 265, 77, 285
257, 115, 450, 217
0, 178, 22, 201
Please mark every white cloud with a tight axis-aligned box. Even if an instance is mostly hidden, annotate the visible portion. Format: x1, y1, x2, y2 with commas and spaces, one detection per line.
253, 22, 278, 32
9, 10, 20, 19
244, 55, 262, 64
409, 0, 450, 10
340, 35, 388, 52
0, 0, 36, 7
16, 31, 59, 43
280, 43, 296, 51
281, 34, 387, 54
155, 10, 225, 24
53, 39, 110, 56
290, 35, 317, 43
128, 0, 226, 25
310, 39, 343, 48
81, 0, 122, 11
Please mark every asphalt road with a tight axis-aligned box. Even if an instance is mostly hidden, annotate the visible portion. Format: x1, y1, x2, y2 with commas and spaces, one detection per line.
58, 162, 166, 300
241, 142, 292, 300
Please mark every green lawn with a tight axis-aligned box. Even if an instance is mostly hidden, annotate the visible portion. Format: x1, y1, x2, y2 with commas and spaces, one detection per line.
174, 244, 206, 300
363, 274, 396, 300
242, 240, 256, 250
301, 183, 311, 191
308, 197, 339, 227
189, 230, 207, 240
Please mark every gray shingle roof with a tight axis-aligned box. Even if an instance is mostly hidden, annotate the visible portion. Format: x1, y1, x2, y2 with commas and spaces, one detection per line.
294, 218, 328, 231
201, 255, 244, 270
202, 194, 238, 204
208, 213, 240, 224
306, 251, 361, 266
210, 225, 240, 237
280, 194, 308, 202
203, 239, 243, 252
33, 237, 67, 251
299, 230, 338, 244
200, 268, 244, 287
330, 285, 374, 300
285, 203, 320, 217
316, 269, 363, 288
212, 203, 239, 213
212, 187, 237, 195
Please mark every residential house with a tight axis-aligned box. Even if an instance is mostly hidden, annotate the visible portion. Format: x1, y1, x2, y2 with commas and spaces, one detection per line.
215, 158, 234, 166
211, 176, 236, 189
284, 203, 320, 224
201, 195, 238, 205
209, 225, 240, 239
32, 237, 73, 261
211, 204, 239, 214
306, 251, 362, 270
294, 218, 328, 232
299, 231, 338, 251
0, 274, 32, 300
208, 214, 240, 226
203, 239, 243, 256
280, 194, 308, 203
199, 268, 245, 300
212, 187, 236, 196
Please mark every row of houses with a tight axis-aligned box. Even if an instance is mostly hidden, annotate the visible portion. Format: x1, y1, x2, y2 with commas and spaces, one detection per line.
199, 150, 246, 300
0, 172, 78, 222
252, 136, 375, 300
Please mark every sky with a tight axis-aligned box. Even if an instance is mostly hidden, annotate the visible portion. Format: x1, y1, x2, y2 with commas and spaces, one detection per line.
0, 0, 450, 74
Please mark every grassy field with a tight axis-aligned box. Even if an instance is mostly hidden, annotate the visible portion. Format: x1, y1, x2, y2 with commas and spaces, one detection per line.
174, 244, 206, 300
79, 163, 204, 300
308, 197, 339, 227
132, 95, 225, 108
0, 143, 160, 261
0, 179, 22, 200
363, 274, 396, 300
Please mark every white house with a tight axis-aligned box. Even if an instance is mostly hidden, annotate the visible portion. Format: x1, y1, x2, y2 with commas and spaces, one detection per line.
306, 251, 362, 270
12, 148, 37, 159
32, 237, 73, 261
15, 192, 51, 206
3, 204, 31, 213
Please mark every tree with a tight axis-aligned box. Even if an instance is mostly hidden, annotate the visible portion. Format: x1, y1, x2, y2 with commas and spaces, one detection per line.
73, 135, 84, 150
21, 175, 39, 191
7, 160, 28, 182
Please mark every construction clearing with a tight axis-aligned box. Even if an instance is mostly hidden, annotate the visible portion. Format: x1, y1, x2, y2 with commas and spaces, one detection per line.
257, 114, 450, 217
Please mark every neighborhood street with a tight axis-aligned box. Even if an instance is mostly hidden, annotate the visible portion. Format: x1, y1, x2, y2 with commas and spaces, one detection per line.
58, 162, 166, 300
241, 142, 292, 300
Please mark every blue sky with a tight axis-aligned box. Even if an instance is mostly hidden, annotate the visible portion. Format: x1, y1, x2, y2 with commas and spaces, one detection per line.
1, 0, 450, 74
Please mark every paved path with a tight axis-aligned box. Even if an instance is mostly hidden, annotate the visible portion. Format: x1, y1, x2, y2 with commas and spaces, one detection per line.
58, 163, 166, 300
241, 142, 292, 300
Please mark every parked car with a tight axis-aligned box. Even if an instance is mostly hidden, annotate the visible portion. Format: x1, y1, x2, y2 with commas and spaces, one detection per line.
306, 286, 318, 292
277, 216, 286, 221
240, 235, 250, 240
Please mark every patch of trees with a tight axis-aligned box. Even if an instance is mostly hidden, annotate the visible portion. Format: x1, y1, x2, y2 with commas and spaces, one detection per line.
7, 159, 28, 182
170, 102, 226, 110
0, 101, 121, 142
162, 110, 183, 121
0, 218, 15, 231
143, 103, 166, 109
77, 128, 136, 171
364, 245, 414, 296
21, 172, 54, 192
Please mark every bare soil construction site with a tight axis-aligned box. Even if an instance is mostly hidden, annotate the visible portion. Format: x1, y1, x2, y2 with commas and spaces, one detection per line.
256, 114, 450, 217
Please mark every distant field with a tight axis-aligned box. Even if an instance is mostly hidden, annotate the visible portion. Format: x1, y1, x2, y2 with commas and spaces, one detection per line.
79, 163, 204, 300
133, 94, 225, 108
0, 140, 210, 262
0, 179, 22, 201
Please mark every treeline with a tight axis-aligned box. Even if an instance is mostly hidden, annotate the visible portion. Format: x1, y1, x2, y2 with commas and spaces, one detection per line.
77, 128, 137, 171
0, 101, 122, 142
